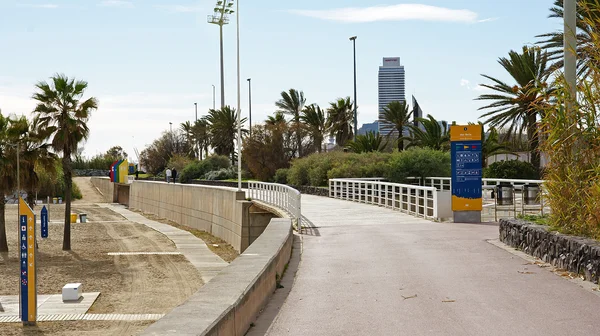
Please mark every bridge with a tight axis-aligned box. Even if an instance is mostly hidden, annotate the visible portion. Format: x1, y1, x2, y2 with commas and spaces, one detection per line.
89, 177, 600, 336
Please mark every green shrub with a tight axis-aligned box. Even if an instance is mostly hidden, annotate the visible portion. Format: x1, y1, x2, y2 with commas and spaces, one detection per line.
179, 155, 231, 183
167, 154, 193, 173
385, 148, 451, 183
483, 160, 539, 180
205, 167, 237, 180
273, 168, 289, 184
36, 163, 82, 200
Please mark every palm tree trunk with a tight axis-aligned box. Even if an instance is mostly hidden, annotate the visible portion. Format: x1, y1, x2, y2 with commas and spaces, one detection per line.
295, 117, 303, 157
398, 126, 404, 151
527, 113, 541, 173
62, 150, 72, 251
0, 186, 8, 252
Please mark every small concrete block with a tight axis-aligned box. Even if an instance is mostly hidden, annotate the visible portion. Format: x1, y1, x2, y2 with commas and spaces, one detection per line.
62, 283, 82, 301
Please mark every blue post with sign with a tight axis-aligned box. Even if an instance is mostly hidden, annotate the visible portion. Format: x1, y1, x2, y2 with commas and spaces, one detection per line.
451, 125, 483, 223
41, 206, 48, 238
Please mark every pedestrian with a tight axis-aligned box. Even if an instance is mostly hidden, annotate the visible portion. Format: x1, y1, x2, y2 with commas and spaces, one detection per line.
135, 170, 139, 180
172, 168, 178, 184
166, 167, 172, 183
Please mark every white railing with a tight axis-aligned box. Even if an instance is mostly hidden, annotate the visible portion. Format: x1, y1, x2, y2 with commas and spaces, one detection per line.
329, 178, 452, 221
247, 182, 302, 233
406, 177, 451, 191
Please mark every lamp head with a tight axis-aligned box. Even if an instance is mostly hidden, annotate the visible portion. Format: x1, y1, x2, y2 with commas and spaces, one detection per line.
349, 36, 357, 41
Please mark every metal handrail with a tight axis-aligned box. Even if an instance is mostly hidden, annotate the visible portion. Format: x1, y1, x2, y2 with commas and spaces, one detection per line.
247, 182, 302, 233
329, 178, 440, 220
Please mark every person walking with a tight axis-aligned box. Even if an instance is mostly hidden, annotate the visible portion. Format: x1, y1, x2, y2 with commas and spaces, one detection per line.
166, 167, 172, 183
172, 168, 178, 184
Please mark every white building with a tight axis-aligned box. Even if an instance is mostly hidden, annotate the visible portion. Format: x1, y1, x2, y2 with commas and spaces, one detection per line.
378, 57, 406, 135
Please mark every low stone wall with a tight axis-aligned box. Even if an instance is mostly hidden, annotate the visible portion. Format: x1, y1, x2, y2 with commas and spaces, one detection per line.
90, 177, 115, 203
142, 218, 293, 336
499, 219, 600, 284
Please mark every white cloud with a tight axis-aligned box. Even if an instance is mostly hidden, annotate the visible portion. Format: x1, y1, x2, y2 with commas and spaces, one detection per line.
460, 79, 488, 92
154, 5, 202, 13
17, 4, 58, 9
289, 4, 482, 23
460, 79, 470, 87
99, 1, 134, 8
477, 17, 499, 23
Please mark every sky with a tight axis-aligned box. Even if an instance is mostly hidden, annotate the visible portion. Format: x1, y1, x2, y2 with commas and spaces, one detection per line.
0, 0, 562, 160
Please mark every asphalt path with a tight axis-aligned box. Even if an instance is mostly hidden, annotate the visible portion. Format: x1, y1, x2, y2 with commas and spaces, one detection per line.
265, 195, 600, 336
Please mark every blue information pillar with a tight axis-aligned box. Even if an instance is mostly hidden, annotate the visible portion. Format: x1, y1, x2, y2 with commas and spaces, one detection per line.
450, 125, 483, 223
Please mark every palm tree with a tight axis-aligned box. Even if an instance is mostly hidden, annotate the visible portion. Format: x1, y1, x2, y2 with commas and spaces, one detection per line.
10, 116, 59, 209
381, 101, 412, 151
275, 89, 306, 156
476, 46, 551, 172
300, 104, 327, 153
346, 132, 387, 153
193, 118, 210, 160
206, 106, 247, 163
537, 0, 600, 76
408, 115, 450, 150
180, 121, 197, 158
32, 74, 98, 251
477, 123, 513, 168
266, 112, 286, 126
0, 110, 13, 252
327, 97, 354, 147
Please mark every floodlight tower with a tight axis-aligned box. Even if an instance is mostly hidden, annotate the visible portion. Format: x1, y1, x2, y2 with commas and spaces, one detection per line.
208, 0, 235, 109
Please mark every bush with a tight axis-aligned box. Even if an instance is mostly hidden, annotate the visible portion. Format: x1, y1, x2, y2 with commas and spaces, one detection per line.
483, 160, 539, 180
273, 168, 289, 184
36, 163, 83, 200
205, 167, 237, 180
287, 151, 391, 187
179, 155, 231, 183
167, 154, 193, 173
385, 148, 451, 183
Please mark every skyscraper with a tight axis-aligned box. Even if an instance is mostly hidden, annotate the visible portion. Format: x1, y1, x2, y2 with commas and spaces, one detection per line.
378, 57, 405, 135
411, 95, 423, 128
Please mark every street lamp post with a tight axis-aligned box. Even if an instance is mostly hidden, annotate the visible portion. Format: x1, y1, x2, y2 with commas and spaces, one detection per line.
349, 36, 358, 141
208, 0, 234, 109
194, 102, 197, 122
247, 78, 252, 136
236, 0, 242, 191
169, 122, 172, 134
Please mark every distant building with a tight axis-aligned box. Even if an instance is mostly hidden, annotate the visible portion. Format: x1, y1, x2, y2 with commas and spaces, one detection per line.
358, 121, 379, 135
411, 95, 423, 128
378, 57, 406, 136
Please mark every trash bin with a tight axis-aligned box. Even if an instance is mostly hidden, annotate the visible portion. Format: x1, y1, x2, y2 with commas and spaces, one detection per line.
79, 213, 87, 223
523, 184, 540, 205
53, 197, 58, 204
496, 184, 514, 206
58, 197, 63, 204
70, 213, 78, 223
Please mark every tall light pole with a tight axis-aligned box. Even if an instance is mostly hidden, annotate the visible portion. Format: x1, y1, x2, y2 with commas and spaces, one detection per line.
212, 84, 216, 110
564, 0, 577, 100
208, 0, 234, 109
194, 102, 197, 122
349, 36, 358, 141
236, 0, 242, 191
247, 78, 252, 136
169, 122, 172, 134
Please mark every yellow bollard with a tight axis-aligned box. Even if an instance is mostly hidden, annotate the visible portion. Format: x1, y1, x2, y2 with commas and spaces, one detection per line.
70, 213, 78, 223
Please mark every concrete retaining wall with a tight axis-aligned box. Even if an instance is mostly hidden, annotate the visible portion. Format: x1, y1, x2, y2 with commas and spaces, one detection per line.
128, 181, 264, 252
90, 177, 115, 203
142, 218, 293, 336
500, 219, 600, 284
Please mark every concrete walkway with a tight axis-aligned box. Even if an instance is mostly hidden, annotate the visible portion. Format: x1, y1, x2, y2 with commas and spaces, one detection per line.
266, 195, 600, 336
101, 204, 228, 284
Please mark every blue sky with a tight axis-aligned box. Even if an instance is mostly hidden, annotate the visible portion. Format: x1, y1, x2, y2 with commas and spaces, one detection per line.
0, 0, 560, 158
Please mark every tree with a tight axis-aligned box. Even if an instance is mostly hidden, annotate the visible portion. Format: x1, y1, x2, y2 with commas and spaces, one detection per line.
10, 115, 59, 208
476, 46, 551, 172
537, 0, 600, 77
276, 89, 306, 157
266, 112, 286, 126
243, 123, 292, 181
140, 131, 191, 175
327, 97, 354, 147
380, 101, 412, 151
32, 74, 98, 251
206, 106, 247, 163
346, 132, 387, 153
104, 146, 128, 161
180, 121, 198, 159
0, 110, 13, 252
300, 104, 327, 153
476, 123, 513, 168
408, 115, 450, 150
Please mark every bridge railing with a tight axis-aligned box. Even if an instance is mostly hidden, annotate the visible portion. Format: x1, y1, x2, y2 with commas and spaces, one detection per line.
328, 178, 451, 221
247, 181, 302, 232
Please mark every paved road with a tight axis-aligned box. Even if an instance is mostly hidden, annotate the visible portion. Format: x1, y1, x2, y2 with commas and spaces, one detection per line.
266, 195, 600, 336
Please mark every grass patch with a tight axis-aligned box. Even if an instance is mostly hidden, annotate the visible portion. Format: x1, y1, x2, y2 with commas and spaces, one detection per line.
517, 214, 550, 225
132, 210, 239, 262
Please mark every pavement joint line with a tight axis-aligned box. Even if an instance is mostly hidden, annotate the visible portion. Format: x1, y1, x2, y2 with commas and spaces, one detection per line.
0, 313, 165, 323
107, 252, 182, 256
